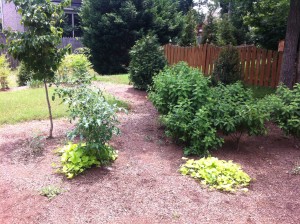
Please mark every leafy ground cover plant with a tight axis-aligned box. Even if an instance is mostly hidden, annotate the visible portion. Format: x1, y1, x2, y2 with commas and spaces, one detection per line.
129, 35, 167, 90
40, 185, 63, 200
179, 157, 251, 192
0, 55, 10, 90
54, 143, 117, 178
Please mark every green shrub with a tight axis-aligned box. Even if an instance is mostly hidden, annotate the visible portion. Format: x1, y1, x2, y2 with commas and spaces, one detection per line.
149, 62, 211, 115
56, 54, 92, 84
212, 45, 241, 85
263, 84, 300, 138
129, 35, 167, 90
163, 100, 223, 156
180, 157, 251, 192
17, 63, 32, 86
150, 64, 269, 155
209, 83, 269, 146
0, 55, 10, 90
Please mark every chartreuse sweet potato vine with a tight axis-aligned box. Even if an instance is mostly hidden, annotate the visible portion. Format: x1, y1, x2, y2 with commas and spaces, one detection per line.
179, 157, 251, 192
54, 143, 118, 179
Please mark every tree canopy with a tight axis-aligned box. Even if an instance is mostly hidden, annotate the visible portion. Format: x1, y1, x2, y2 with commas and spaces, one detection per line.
80, 0, 183, 74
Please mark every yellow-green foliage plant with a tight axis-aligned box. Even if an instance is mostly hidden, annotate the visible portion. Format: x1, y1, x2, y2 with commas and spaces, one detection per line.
179, 157, 251, 193
0, 55, 10, 90
56, 54, 92, 83
54, 142, 118, 179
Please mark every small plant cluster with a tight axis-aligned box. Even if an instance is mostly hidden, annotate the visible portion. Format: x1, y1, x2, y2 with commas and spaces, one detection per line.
149, 62, 269, 156
179, 157, 251, 192
0, 55, 10, 90
54, 74, 123, 178
40, 185, 63, 200
54, 143, 117, 178
129, 35, 167, 90
264, 84, 300, 138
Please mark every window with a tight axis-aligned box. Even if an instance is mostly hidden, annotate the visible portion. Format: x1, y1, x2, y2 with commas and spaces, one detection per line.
62, 13, 82, 38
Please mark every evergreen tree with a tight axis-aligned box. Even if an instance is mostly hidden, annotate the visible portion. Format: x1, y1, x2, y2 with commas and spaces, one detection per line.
80, 0, 182, 74
179, 9, 197, 46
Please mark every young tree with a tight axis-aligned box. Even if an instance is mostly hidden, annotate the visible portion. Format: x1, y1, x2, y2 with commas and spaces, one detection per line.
216, 14, 237, 46
280, 0, 300, 88
179, 9, 197, 46
4, 0, 70, 138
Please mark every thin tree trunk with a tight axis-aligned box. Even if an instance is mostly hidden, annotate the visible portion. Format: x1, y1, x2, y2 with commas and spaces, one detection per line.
44, 79, 53, 139
280, 0, 300, 88
297, 40, 300, 83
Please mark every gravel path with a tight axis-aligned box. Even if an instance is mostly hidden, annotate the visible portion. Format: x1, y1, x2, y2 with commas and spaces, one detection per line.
0, 82, 299, 223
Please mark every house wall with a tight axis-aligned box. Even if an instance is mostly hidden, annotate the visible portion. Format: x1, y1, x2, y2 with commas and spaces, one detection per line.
2, 1, 24, 31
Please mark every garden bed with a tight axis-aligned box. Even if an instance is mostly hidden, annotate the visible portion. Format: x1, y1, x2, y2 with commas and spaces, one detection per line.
0, 82, 299, 223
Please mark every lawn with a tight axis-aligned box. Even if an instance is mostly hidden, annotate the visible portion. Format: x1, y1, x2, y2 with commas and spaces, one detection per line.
95, 74, 130, 85
0, 87, 128, 125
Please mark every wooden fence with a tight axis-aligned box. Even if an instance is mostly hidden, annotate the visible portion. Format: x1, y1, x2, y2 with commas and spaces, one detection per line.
164, 44, 283, 88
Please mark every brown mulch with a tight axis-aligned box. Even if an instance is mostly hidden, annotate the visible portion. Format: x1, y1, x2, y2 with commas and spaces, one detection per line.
0, 82, 300, 224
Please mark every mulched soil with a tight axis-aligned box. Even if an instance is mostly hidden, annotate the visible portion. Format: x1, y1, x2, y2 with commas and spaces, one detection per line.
0, 82, 299, 224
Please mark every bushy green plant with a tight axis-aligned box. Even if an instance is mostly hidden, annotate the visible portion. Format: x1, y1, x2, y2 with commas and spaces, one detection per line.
212, 45, 241, 85
55, 143, 117, 178
163, 100, 223, 156
149, 62, 211, 115
56, 54, 92, 84
263, 84, 300, 138
209, 83, 269, 147
150, 64, 269, 155
0, 55, 10, 90
129, 35, 167, 90
180, 157, 251, 192
17, 63, 32, 86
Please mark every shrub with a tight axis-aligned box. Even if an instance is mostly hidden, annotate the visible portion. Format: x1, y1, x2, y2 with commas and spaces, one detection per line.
212, 45, 241, 85
150, 64, 269, 155
263, 84, 300, 138
0, 55, 10, 90
209, 83, 270, 147
180, 157, 251, 192
129, 35, 167, 90
56, 54, 92, 84
149, 62, 211, 115
55, 143, 117, 179
17, 63, 32, 86
163, 100, 223, 156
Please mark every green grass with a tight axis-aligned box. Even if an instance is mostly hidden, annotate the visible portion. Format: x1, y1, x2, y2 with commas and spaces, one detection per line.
245, 85, 276, 99
95, 74, 130, 85
0, 87, 129, 125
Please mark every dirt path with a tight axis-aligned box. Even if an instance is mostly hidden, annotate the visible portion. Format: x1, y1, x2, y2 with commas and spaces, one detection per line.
0, 82, 300, 223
